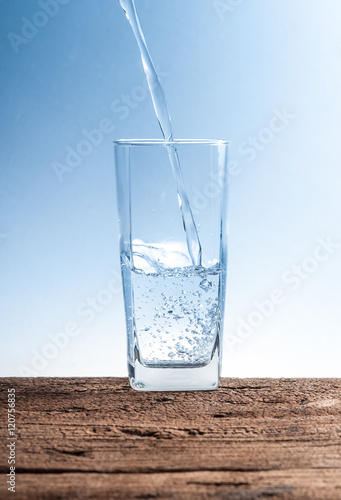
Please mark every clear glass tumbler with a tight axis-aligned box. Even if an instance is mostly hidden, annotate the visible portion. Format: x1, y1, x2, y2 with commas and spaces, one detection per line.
114, 139, 228, 391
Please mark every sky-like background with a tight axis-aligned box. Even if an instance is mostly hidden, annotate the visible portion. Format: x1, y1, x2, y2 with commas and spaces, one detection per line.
1, 0, 340, 377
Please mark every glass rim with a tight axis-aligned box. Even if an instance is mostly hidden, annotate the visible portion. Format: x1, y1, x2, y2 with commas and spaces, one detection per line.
114, 139, 229, 147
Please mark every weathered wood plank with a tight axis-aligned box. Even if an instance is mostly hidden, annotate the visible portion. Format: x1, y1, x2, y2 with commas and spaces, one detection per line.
1, 378, 341, 499
3, 470, 341, 500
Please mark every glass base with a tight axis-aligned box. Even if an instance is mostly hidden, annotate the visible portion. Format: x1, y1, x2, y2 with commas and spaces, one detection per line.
128, 349, 220, 391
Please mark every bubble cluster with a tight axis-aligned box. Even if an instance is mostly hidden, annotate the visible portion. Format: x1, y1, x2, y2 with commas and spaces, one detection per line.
131, 266, 222, 366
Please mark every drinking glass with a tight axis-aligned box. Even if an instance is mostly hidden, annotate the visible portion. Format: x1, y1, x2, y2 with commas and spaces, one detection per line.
115, 139, 228, 391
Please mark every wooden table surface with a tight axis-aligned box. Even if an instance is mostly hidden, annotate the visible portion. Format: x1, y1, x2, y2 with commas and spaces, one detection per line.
1, 378, 341, 499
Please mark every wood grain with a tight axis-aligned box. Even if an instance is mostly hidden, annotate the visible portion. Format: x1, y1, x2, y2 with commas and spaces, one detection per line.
1, 378, 341, 499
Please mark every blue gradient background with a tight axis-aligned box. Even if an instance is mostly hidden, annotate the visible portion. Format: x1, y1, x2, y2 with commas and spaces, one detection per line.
1, 0, 340, 377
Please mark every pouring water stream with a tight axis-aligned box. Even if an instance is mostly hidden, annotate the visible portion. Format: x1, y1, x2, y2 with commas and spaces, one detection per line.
119, 0, 202, 267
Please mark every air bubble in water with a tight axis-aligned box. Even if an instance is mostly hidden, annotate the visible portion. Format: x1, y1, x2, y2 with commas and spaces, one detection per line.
200, 279, 212, 292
